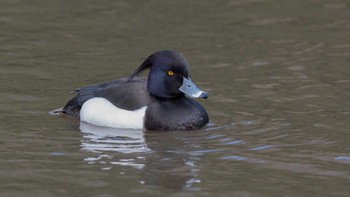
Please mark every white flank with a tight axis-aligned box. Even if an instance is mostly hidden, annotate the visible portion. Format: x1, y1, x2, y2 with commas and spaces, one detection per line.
80, 97, 146, 129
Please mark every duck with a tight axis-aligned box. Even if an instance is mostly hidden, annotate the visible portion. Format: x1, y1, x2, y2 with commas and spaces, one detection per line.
60, 50, 209, 131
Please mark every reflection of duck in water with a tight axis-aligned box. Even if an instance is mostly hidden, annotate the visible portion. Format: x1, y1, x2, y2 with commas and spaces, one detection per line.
79, 123, 201, 190
142, 131, 202, 190
80, 122, 150, 154
80, 123, 149, 170
55, 50, 209, 131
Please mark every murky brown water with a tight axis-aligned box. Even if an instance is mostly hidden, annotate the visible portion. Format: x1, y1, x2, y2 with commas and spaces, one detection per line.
1, 0, 349, 196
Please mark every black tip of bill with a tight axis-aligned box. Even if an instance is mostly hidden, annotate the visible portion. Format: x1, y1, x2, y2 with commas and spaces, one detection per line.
199, 92, 208, 99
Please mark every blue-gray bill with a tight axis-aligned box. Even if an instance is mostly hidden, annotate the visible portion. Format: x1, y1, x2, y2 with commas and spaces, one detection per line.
179, 77, 208, 99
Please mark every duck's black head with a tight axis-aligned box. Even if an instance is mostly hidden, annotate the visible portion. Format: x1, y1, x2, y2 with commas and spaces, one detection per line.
128, 50, 208, 99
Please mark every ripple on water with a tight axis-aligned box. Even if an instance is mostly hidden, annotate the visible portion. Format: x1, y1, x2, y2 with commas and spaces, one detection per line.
207, 113, 350, 179
335, 156, 350, 163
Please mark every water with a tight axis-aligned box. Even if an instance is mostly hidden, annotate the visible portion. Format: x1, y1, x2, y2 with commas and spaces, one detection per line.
1, 0, 349, 196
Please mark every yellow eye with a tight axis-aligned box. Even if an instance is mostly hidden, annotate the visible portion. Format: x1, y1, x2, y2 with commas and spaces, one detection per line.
167, 71, 174, 76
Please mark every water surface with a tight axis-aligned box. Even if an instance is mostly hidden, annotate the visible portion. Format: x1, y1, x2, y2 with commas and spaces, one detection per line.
0, 0, 349, 196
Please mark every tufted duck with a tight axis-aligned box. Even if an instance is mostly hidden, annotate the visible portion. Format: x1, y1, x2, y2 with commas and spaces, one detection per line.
60, 50, 209, 131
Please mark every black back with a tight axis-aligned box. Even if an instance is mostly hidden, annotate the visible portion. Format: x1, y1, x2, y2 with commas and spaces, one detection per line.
63, 77, 153, 117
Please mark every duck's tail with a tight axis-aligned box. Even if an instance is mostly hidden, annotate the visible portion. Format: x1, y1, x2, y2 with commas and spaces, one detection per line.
48, 107, 65, 116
